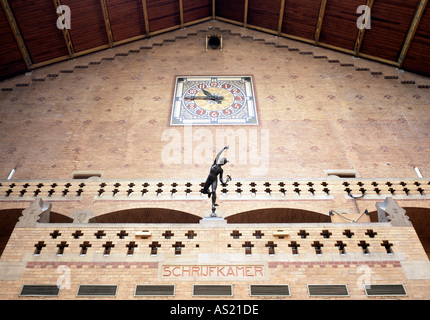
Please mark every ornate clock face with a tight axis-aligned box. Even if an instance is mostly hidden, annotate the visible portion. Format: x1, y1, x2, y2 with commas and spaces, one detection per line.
171, 76, 258, 125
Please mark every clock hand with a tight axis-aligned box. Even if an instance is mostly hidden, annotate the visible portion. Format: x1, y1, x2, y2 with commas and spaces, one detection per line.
195, 89, 226, 104
185, 96, 224, 102
185, 96, 217, 100
202, 89, 212, 97
202, 89, 225, 103
214, 97, 223, 104
214, 95, 225, 104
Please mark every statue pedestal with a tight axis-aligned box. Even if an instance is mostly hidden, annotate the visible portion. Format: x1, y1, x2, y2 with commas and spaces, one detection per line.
200, 211, 227, 226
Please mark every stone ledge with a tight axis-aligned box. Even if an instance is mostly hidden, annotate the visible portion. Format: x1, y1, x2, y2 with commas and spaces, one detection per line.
0, 262, 26, 281
401, 260, 430, 279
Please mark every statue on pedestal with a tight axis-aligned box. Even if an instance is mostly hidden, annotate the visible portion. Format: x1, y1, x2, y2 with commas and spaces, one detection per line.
202, 145, 232, 216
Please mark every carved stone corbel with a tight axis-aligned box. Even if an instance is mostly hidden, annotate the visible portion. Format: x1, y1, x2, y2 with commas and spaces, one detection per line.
375, 197, 412, 227
16, 198, 51, 227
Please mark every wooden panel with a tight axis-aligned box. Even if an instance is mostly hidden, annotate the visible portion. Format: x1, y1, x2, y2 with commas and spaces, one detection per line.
106, 0, 146, 42
8, 0, 69, 64
216, 0, 245, 23
226, 208, 331, 223
146, 0, 180, 32
0, 6, 27, 80
247, 0, 281, 31
62, 0, 108, 52
183, 0, 211, 24
282, 0, 321, 40
318, 0, 365, 50
403, 4, 430, 76
360, 0, 420, 62
95, 208, 201, 223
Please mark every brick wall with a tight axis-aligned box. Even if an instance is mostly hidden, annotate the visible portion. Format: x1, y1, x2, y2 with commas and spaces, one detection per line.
1, 223, 428, 299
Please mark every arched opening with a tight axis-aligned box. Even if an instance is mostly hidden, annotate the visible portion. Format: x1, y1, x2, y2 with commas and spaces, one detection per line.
0, 209, 22, 257
94, 208, 201, 223
0, 209, 72, 257
226, 208, 331, 224
370, 207, 430, 259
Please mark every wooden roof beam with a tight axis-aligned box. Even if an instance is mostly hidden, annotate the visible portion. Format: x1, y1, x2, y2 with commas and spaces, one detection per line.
277, 0, 286, 36
141, 0, 150, 38
244, 0, 249, 28
0, 0, 32, 70
314, 0, 327, 47
212, 0, 216, 20
179, 0, 184, 29
398, 0, 428, 68
99, 0, 114, 48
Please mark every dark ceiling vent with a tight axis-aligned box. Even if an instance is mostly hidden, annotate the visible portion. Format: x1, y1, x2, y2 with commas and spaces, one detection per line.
20, 285, 60, 297
364, 284, 407, 297
193, 285, 233, 297
325, 169, 357, 178
307, 284, 349, 297
77, 285, 117, 297
250, 285, 290, 296
72, 171, 102, 179
135, 285, 175, 296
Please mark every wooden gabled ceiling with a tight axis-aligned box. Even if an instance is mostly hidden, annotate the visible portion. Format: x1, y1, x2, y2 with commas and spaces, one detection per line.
0, 0, 429, 80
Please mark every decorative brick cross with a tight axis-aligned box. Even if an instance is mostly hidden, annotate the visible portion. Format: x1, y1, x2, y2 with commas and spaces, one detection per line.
298, 230, 309, 238
34, 241, 46, 255
231, 230, 242, 239
126, 241, 138, 255
163, 230, 174, 239
242, 241, 254, 255
288, 241, 300, 255
79, 241, 91, 255
149, 241, 161, 255
102, 241, 115, 255
185, 230, 197, 239
311, 241, 324, 255
172, 242, 185, 255
265, 241, 277, 254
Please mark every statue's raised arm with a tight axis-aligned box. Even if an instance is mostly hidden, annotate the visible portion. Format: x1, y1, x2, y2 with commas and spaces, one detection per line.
214, 145, 229, 165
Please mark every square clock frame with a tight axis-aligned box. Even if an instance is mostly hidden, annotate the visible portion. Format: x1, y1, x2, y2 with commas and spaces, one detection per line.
170, 76, 258, 126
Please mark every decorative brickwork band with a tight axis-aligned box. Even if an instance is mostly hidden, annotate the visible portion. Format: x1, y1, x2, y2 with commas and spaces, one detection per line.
268, 261, 402, 268
26, 262, 158, 269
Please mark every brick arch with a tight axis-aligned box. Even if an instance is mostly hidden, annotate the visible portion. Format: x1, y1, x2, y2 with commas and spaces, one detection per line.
0, 209, 72, 257
369, 207, 430, 259
226, 207, 331, 223
93, 207, 201, 223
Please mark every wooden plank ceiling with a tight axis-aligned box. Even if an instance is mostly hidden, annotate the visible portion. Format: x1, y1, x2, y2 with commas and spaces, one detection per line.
0, 0, 429, 80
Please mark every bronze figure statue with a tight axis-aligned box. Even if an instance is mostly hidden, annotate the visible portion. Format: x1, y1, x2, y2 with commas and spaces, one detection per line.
202, 145, 232, 216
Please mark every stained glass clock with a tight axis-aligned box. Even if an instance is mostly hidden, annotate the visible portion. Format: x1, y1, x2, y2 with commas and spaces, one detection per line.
170, 76, 258, 125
